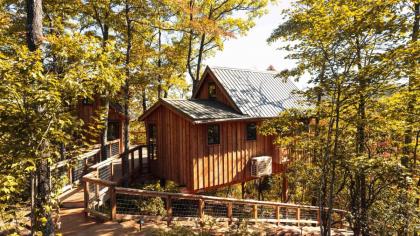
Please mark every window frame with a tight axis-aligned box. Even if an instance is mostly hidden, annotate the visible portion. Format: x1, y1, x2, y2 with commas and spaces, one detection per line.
207, 124, 220, 145
246, 122, 257, 141
208, 82, 217, 99
107, 120, 120, 141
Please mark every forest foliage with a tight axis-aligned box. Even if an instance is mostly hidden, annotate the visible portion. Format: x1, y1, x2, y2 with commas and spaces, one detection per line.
0, 0, 271, 234
260, 0, 419, 235
0, 0, 418, 235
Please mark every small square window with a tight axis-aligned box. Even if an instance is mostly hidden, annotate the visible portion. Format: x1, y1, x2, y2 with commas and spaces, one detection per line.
208, 83, 216, 99
207, 124, 220, 144
246, 123, 257, 140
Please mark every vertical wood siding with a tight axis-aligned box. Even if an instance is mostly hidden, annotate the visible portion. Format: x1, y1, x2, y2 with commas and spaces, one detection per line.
145, 106, 286, 192
77, 98, 126, 152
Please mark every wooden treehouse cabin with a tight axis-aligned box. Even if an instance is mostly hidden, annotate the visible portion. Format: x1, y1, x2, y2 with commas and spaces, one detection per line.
57, 97, 128, 196
139, 66, 305, 193
77, 97, 127, 157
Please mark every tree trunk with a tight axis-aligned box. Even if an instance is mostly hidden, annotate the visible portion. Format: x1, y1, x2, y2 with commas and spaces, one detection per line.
99, 20, 109, 161
192, 32, 206, 95
157, 28, 163, 99
92, 3, 111, 162
26, 0, 43, 51
354, 38, 368, 236
26, 1, 55, 234
142, 88, 147, 112
101, 95, 109, 161
122, 0, 131, 186
326, 84, 341, 236
404, 2, 419, 170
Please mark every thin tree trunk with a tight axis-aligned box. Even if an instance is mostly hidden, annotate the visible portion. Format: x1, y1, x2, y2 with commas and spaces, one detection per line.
319, 86, 339, 236
122, 0, 132, 186
142, 88, 147, 112
95, 7, 110, 161
404, 2, 419, 170
193, 32, 206, 94
101, 22, 110, 160
157, 28, 162, 98
326, 84, 341, 236
355, 38, 368, 236
186, 0, 196, 87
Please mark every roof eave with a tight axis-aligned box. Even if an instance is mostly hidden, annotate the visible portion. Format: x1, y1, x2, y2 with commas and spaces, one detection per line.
192, 116, 276, 124
138, 99, 195, 123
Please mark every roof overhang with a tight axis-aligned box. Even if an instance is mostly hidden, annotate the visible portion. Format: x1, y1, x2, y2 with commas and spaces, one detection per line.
192, 116, 275, 124
138, 99, 195, 123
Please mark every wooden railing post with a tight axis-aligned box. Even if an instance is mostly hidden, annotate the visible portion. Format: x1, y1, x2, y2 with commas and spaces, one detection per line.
317, 209, 321, 226
275, 206, 280, 226
227, 203, 233, 225
83, 180, 89, 217
166, 196, 172, 226
339, 211, 344, 229
252, 204, 258, 220
110, 184, 117, 220
131, 150, 135, 175
68, 167, 73, 186
139, 147, 143, 175
198, 199, 205, 219
109, 161, 114, 181
296, 207, 301, 227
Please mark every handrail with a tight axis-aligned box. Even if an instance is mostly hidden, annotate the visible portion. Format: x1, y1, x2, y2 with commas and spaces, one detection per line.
82, 144, 348, 228
114, 187, 345, 212
107, 139, 120, 145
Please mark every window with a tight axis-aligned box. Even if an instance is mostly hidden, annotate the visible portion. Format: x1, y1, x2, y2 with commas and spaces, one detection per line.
148, 124, 157, 160
208, 83, 216, 99
207, 124, 220, 144
246, 123, 257, 140
107, 121, 120, 141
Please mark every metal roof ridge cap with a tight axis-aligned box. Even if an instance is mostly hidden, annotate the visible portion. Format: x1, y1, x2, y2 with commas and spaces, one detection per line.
209, 66, 279, 74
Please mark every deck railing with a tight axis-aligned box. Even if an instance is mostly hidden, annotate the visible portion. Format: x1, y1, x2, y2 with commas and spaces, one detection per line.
83, 145, 147, 218
82, 147, 348, 228
54, 139, 123, 195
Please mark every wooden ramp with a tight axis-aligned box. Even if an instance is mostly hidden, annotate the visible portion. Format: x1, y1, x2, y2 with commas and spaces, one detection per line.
60, 189, 85, 209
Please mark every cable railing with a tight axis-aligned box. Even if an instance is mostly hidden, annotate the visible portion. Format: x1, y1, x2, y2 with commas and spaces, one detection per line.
54, 139, 124, 197
82, 152, 348, 228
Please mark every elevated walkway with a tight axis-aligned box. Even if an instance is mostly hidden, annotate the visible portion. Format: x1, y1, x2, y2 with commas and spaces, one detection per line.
61, 144, 349, 232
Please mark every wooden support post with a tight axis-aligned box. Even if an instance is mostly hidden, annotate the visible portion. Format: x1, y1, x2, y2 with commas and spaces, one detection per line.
227, 203, 233, 225
316, 209, 321, 226
252, 204, 258, 220
339, 212, 344, 229
296, 208, 301, 227
109, 144, 112, 158
83, 181, 89, 217
110, 161, 114, 181
166, 196, 172, 226
275, 206, 280, 226
139, 148, 143, 175
198, 199, 205, 219
109, 185, 116, 220
68, 167, 73, 185
131, 151, 135, 174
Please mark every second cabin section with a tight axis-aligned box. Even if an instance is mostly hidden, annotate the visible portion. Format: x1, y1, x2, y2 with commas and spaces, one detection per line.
139, 66, 305, 192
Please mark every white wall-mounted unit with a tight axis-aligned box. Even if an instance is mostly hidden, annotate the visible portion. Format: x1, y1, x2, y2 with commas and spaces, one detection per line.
250, 156, 272, 177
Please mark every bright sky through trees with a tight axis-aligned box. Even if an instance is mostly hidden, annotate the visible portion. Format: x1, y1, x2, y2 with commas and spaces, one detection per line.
206, 1, 310, 89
